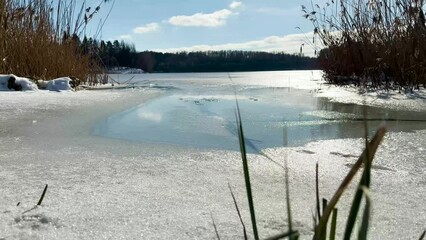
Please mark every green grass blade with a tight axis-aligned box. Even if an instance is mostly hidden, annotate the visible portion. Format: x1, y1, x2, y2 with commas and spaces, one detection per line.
321, 198, 328, 239
228, 183, 248, 240
343, 187, 363, 240
344, 125, 373, 240
358, 186, 372, 240
210, 212, 221, 240
322, 198, 328, 214
329, 208, 338, 240
235, 101, 259, 240
314, 127, 386, 240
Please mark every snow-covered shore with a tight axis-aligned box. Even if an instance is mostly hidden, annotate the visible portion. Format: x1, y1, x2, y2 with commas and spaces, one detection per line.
229, 70, 426, 112
0, 75, 77, 92
0, 71, 425, 239
316, 84, 426, 112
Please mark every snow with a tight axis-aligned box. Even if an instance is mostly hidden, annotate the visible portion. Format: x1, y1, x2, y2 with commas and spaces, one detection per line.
315, 84, 426, 112
0, 71, 425, 239
0, 74, 38, 91
0, 75, 76, 92
45, 77, 73, 92
225, 70, 426, 112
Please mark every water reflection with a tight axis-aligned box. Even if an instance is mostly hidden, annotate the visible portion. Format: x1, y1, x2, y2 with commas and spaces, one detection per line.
137, 110, 162, 122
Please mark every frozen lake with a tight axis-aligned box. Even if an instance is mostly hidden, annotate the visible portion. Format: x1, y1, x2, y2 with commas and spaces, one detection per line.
0, 71, 425, 239
95, 72, 426, 152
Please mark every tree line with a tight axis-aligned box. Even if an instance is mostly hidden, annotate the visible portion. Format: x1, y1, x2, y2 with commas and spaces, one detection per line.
78, 37, 318, 73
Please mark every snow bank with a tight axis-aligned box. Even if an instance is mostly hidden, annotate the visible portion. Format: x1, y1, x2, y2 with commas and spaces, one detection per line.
0, 75, 76, 92
45, 77, 73, 91
314, 83, 426, 112
0, 74, 38, 91
238, 70, 426, 112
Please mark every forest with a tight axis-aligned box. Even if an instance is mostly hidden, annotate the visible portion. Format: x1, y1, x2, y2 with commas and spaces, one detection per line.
79, 37, 318, 73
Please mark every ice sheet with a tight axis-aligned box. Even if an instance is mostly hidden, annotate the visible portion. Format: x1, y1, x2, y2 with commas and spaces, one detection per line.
0, 71, 425, 239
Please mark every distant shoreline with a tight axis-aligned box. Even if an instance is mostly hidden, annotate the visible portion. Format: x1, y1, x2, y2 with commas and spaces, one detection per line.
108, 68, 322, 74
101, 50, 318, 73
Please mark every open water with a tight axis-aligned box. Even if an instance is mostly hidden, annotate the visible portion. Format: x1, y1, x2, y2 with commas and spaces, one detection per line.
94, 71, 426, 152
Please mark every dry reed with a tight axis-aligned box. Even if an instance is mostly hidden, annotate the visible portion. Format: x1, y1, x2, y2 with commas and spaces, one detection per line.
305, 0, 426, 90
0, 0, 111, 82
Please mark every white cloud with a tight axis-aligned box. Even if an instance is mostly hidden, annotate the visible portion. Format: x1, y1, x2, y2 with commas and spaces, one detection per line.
117, 35, 132, 40
229, 1, 243, 9
168, 9, 233, 27
153, 32, 321, 57
133, 23, 160, 34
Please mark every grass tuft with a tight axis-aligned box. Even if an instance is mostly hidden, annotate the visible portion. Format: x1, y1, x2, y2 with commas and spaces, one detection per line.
314, 127, 386, 240
329, 208, 338, 240
228, 74, 401, 240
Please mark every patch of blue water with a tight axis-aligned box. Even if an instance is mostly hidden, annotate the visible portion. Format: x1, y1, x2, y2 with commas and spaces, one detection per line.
93, 85, 426, 152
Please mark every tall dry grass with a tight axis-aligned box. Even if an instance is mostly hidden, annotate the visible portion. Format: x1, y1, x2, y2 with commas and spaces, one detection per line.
305, 0, 426, 90
0, 0, 111, 82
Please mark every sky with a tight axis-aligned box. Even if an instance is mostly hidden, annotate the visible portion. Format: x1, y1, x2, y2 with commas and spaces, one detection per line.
80, 0, 325, 56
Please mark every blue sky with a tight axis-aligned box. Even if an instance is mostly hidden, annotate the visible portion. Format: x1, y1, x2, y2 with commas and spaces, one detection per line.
81, 0, 324, 56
